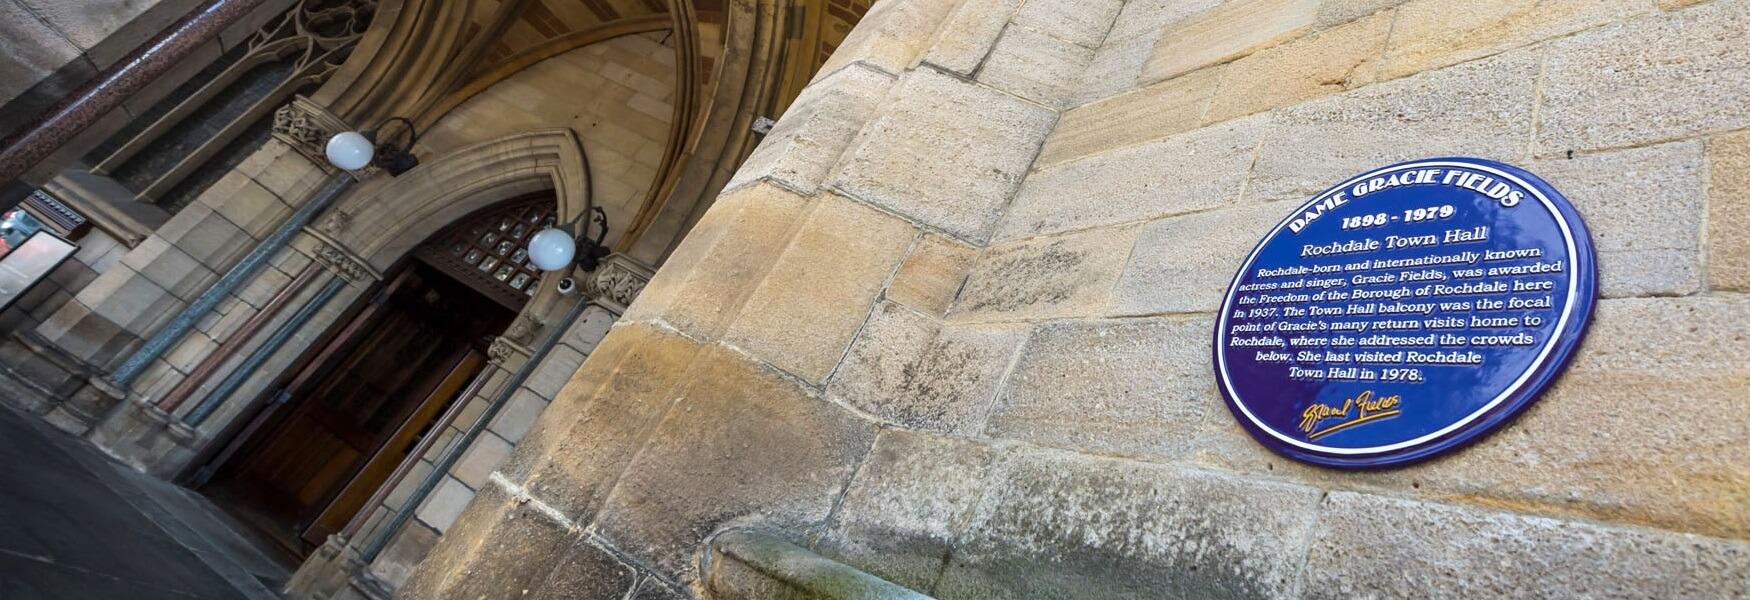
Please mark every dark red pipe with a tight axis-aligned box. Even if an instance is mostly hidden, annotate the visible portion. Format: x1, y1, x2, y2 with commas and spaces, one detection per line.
0, 0, 266, 187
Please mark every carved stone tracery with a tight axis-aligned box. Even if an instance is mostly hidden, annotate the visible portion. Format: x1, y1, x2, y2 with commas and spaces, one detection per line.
580, 254, 652, 313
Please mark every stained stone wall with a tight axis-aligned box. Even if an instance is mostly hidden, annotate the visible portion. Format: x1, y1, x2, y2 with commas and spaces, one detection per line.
403, 0, 1749, 598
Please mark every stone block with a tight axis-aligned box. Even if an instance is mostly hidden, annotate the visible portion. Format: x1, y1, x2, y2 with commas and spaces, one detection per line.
1110, 201, 1296, 315
953, 225, 1139, 322
163, 331, 214, 374
84, 269, 182, 337
985, 316, 1217, 459
1306, 492, 1750, 599
1038, 67, 1221, 169
518, 326, 698, 523
977, 25, 1095, 108
815, 0, 956, 80
937, 448, 1323, 599
1538, 0, 1750, 153
366, 521, 439, 589
120, 235, 217, 302
430, 504, 605, 600
1530, 141, 1705, 298
451, 431, 512, 489
631, 578, 686, 600
723, 195, 916, 382
0, 0, 82, 106
885, 233, 977, 317
826, 302, 1028, 434
1707, 129, 1750, 290
1067, 33, 1155, 107
1383, 0, 1648, 81
1000, 114, 1269, 241
816, 430, 1001, 592
523, 345, 585, 400
916, 0, 1025, 76
415, 476, 475, 533
1248, 51, 1538, 203
828, 68, 1056, 242
622, 182, 811, 340
1009, 0, 1125, 49
727, 64, 895, 195
203, 171, 291, 238
485, 388, 546, 444
591, 343, 877, 581
234, 266, 291, 310
1204, 10, 1391, 123
397, 484, 515, 600
1140, 0, 1320, 84
163, 205, 254, 271
1105, 0, 1224, 45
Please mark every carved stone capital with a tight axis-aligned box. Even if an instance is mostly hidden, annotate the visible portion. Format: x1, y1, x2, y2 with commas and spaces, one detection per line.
486, 336, 530, 365
580, 254, 653, 313
272, 96, 352, 172
312, 241, 376, 282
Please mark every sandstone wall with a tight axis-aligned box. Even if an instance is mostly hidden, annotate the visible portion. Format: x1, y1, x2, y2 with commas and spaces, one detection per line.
401, 0, 1750, 598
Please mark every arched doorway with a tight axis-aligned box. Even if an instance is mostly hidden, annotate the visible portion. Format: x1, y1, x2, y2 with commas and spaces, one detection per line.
200, 194, 559, 556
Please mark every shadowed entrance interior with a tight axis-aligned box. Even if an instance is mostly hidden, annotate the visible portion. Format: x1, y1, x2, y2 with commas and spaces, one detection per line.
197, 196, 558, 558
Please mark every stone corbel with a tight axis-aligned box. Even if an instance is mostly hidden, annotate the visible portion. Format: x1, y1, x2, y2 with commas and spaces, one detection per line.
580, 253, 653, 313
272, 96, 352, 172
302, 232, 379, 283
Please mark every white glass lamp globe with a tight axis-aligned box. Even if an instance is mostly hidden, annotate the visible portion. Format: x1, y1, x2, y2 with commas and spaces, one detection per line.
325, 131, 375, 170
527, 228, 576, 271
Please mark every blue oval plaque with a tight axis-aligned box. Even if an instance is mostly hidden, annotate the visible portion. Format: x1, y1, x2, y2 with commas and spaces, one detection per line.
1214, 158, 1597, 468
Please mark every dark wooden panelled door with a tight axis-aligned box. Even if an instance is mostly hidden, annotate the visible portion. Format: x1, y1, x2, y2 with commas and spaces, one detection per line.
206, 262, 514, 555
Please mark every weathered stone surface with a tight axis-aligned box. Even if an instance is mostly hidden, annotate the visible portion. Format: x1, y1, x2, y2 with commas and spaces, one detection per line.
414, 476, 473, 533
986, 316, 1216, 459
1067, 33, 1154, 107
631, 578, 687, 600
1307, 492, 1750, 599
828, 68, 1056, 242
519, 325, 699, 523
728, 64, 894, 195
952, 225, 1139, 322
1314, 0, 1411, 27
398, 483, 516, 600
526, 539, 640, 600
708, 529, 932, 600
591, 344, 877, 581
723, 195, 916, 382
1539, 0, 1750, 153
886, 233, 976, 317
1000, 115, 1269, 241
814, 0, 956, 80
1105, 0, 1224, 44
1039, 67, 1221, 168
1531, 141, 1705, 298
622, 182, 810, 339
816, 430, 1000, 592
1249, 51, 1537, 203
80, 269, 181, 337
1110, 201, 1298, 315
1009, 0, 1124, 49
1140, 0, 1319, 85
938, 448, 1323, 599
203, 171, 291, 237
827, 302, 1027, 434
977, 25, 1095, 108
1205, 11, 1390, 123
916, 0, 1024, 76
1383, 0, 1647, 80
429, 500, 580, 599
1708, 130, 1750, 290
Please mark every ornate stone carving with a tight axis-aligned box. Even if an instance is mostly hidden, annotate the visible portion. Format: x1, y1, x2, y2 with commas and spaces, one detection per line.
313, 242, 374, 282
503, 314, 542, 345
581, 254, 654, 313
273, 97, 354, 170
317, 209, 352, 236
486, 337, 524, 364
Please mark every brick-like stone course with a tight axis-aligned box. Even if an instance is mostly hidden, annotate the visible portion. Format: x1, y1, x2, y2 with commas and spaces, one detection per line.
827, 301, 1028, 435
1140, 0, 1320, 85
828, 67, 1055, 242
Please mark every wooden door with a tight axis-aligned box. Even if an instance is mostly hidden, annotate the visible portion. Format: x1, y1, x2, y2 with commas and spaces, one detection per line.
210, 263, 513, 554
